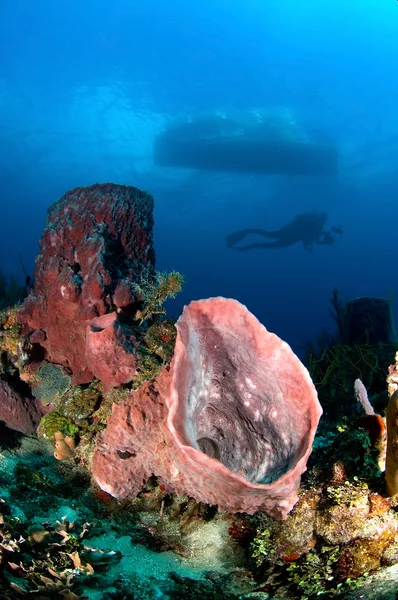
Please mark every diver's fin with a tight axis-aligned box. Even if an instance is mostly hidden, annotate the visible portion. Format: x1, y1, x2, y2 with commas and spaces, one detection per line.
226, 229, 251, 247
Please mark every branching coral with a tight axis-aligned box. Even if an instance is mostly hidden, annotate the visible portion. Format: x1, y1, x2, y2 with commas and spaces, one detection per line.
307, 343, 395, 417
134, 270, 184, 324
309, 344, 393, 394
131, 317, 178, 389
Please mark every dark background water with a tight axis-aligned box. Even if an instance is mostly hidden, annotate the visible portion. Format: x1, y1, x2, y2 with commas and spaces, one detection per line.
1, 0, 397, 352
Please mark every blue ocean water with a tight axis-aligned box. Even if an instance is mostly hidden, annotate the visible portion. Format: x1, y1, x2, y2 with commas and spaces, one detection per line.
1, 0, 397, 352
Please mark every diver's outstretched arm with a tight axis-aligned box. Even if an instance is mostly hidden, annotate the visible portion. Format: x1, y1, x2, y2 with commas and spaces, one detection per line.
316, 231, 336, 245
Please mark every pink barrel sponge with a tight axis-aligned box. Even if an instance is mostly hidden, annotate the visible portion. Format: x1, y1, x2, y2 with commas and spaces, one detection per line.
92, 297, 322, 518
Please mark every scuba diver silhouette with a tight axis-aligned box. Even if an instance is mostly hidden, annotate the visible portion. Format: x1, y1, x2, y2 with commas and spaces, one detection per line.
226, 212, 342, 253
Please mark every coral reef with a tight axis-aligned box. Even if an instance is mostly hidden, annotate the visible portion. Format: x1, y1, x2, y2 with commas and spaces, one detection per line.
31, 362, 71, 406
0, 185, 397, 599
249, 469, 398, 598
0, 306, 22, 358
38, 410, 79, 443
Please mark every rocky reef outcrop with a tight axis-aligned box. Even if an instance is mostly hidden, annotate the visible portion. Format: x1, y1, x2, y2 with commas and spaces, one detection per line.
17, 183, 155, 385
